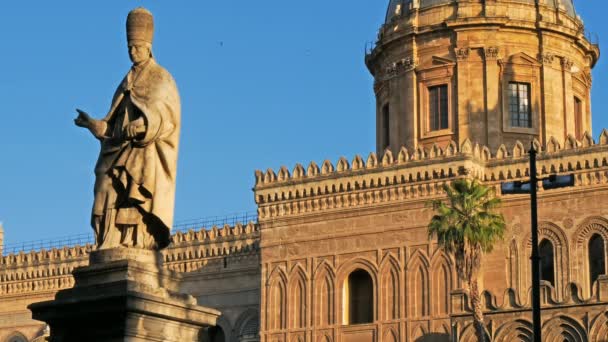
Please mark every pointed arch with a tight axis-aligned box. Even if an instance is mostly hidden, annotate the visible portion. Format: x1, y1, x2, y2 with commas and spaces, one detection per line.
407, 250, 430, 318
314, 262, 335, 327
430, 251, 453, 316
383, 329, 398, 342
317, 335, 332, 342
573, 216, 608, 297
494, 319, 533, 342
337, 258, 378, 325
380, 255, 400, 320
457, 323, 478, 342
234, 308, 260, 342
267, 266, 287, 331
523, 222, 569, 300
507, 239, 522, 296
411, 325, 426, 341
542, 315, 587, 341
589, 311, 608, 342
288, 267, 307, 329
588, 234, 606, 293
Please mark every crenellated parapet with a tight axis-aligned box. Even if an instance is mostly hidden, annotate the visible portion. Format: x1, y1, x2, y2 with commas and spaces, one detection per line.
0, 222, 260, 296
163, 222, 260, 273
254, 131, 608, 220
0, 245, 91, 296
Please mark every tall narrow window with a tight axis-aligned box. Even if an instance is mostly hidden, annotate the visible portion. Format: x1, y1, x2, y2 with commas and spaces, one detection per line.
539, 239, 555, 286
429, 85, 449, 131
508, 82, 532, 128
382, 104, 390, 149
589, 234, 606, 291
346, 269, 373, 324
574, 97, 583, 139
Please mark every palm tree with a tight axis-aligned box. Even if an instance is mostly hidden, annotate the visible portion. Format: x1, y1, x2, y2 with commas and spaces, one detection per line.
428, 179, 506, 342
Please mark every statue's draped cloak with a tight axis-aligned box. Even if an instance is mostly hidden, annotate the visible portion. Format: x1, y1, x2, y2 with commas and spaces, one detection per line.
93, 58, 180, 248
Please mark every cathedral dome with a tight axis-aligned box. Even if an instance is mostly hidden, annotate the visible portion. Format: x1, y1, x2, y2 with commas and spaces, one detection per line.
386, 0, 576, 23
368, 0, 597, 156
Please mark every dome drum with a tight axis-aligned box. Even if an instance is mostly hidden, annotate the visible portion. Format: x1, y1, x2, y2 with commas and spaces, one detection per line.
370, 0, 598, 156
386, 0, 576, 23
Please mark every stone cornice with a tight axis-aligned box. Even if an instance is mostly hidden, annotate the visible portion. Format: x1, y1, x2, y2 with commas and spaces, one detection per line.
254, 131, 608, 221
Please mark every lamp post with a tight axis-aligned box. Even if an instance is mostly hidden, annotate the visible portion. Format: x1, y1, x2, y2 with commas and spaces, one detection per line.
529, 146, 541, 342
500, 144, 574, 342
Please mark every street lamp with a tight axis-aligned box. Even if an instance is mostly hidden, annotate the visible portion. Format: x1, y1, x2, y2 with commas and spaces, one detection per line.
500, 144, 575, 342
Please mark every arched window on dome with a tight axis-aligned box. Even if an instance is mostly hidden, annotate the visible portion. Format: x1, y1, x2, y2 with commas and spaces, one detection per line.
382, 104, 390, 150
344, 269, 373, 325
589, 234, 606, 292
539, 239, 555, 286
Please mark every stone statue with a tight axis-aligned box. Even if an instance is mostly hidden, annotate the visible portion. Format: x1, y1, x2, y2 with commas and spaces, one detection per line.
74, 7, 180, 250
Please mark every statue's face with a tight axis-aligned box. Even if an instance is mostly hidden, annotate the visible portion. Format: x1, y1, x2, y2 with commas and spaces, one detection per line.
129, 43, 150, 65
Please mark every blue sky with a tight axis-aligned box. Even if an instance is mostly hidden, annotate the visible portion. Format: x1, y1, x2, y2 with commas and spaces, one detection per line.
0, 1, 607, 246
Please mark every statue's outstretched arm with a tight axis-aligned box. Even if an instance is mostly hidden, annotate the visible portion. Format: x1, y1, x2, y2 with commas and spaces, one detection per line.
74, 109, 108, 140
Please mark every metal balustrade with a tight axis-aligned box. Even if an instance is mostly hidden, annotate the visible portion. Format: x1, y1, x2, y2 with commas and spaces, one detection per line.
1, 211, 258, 255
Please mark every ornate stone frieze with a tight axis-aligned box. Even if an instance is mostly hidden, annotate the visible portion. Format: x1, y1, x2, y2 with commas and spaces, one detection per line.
254, 131, 608, 220
382, 56, 416, 80
484, 46, 499, 60
561, 57, 574, 71
455, 47, 470, 61
539, 52, 555, 65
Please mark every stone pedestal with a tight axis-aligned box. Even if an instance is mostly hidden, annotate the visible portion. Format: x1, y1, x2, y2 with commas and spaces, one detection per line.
29, 248, 221, 342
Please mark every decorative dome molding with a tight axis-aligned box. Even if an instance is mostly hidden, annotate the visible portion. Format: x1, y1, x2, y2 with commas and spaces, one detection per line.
385, 0, 576, 23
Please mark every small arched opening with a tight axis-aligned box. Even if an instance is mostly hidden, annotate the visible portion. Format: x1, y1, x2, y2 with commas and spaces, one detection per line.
343, 268, 373, 325
539, 239, 555, 286
589, 234, 606, 292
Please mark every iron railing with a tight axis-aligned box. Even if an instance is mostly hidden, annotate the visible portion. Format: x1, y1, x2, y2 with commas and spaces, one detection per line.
1, 211, 258, 255
172, 211, 258, 232
2, 233, 94, 255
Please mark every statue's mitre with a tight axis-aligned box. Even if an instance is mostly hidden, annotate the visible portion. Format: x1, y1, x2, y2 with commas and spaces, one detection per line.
126, 7, 154, 45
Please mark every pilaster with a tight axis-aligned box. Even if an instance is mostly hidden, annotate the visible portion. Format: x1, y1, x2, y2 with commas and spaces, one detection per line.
561, 57, 575, 139
455, 47, 471, 147
484, 46, 501, 150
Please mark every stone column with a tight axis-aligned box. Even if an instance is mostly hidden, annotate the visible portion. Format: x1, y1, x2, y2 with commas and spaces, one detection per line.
561, 57, 575, 138
456, 47, 471, 146
29, 248, 221, 342
540, 52, 562, 143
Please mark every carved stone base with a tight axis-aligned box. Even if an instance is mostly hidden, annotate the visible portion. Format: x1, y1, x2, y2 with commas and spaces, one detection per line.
29, 248, 220, 342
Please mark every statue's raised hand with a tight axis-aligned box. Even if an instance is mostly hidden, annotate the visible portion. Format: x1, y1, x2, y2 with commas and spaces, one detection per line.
74, 109, 108, 139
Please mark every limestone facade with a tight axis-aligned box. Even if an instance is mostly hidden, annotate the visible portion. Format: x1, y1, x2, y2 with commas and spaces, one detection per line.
254, 133, 608, 342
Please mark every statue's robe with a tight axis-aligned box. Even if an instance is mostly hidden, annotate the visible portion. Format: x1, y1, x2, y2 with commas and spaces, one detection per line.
92, 58, 180, 249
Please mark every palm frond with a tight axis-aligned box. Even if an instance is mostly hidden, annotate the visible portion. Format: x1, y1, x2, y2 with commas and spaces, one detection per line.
428, 178, 506, 281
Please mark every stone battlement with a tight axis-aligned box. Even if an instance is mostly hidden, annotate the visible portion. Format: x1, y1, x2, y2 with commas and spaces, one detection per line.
254, 131, 608, 220
0, 222, 260, 296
